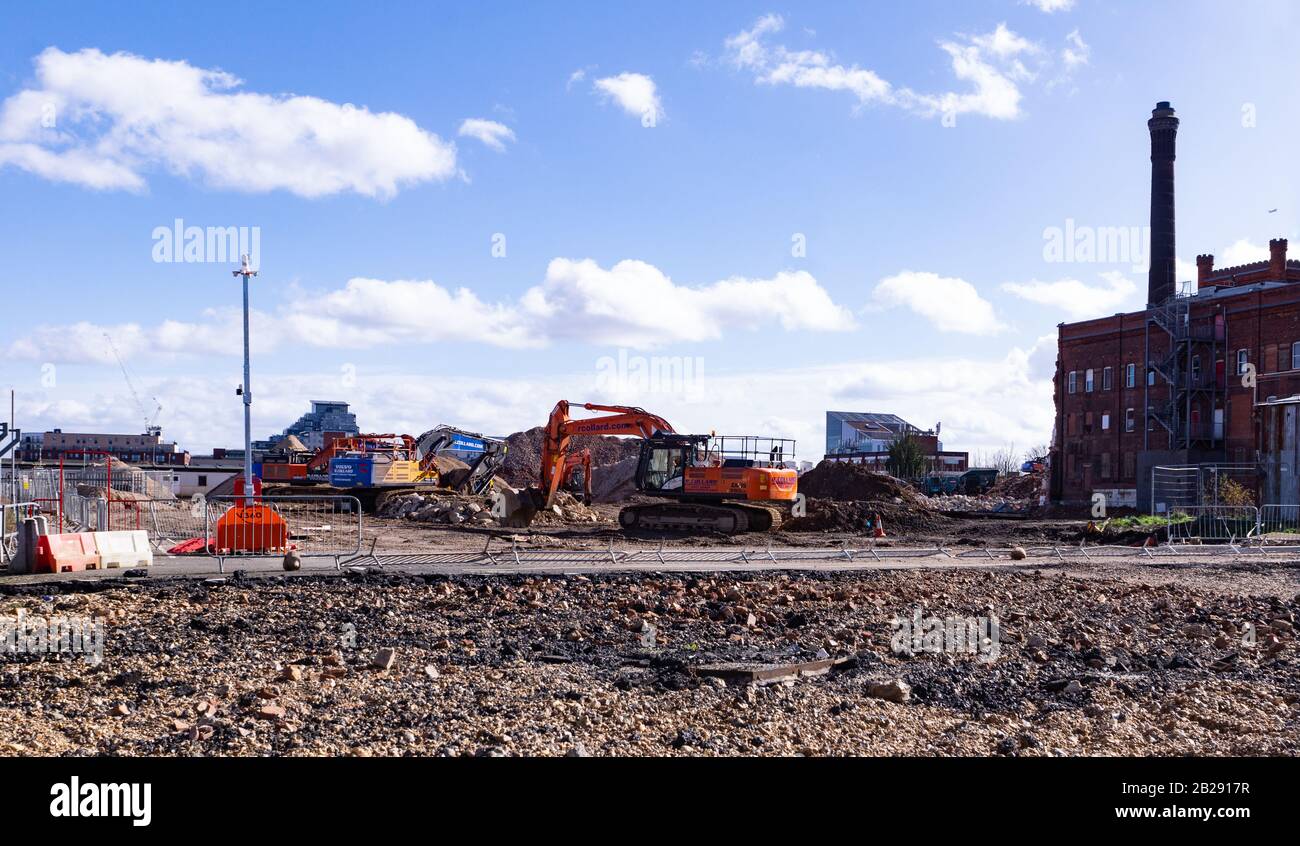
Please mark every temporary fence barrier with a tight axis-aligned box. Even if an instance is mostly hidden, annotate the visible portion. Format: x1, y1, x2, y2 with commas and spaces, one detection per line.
204, 494, 362, 571
1166, 505, 1260, 545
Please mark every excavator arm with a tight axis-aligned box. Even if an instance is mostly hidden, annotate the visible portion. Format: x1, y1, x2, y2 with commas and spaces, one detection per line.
539, 401, 674, 507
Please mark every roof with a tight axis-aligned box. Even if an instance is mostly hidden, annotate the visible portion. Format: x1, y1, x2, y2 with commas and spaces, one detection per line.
827, 411, 912, 428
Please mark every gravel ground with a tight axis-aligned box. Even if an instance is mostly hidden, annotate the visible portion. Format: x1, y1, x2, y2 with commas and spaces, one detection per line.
0, 565, 1295, 757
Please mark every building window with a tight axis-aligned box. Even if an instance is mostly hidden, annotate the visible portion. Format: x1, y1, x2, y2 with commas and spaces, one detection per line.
1125, 408, 1135, 433
1102, 366, 1113, 391
1292, 341, 1300, 370
1123, 451, 1135, 479
1191, 355, 1201, 386
1085, 369, 1095, 392
1101, 412, 1110, 431
1237, 349, 1249, 375
1282, 344, 1293, 372
1100, 452, 1112, 480
197, 475, 208, 487
1126, 363, 1135, 388
1067, 371, 1077, 394
1084, 411, 1093, 433
1147, 368, 1155, 386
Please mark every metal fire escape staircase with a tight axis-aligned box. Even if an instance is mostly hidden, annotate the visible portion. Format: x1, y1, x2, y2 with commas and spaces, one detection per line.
1147, 294, 1220, 450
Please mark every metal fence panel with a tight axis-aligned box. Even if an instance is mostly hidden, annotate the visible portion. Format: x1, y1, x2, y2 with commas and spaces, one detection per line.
1167, 505, 1259, 544
204, 495, 362, 566
1257, 504, 1300, 544
1151, 463, 1258, 513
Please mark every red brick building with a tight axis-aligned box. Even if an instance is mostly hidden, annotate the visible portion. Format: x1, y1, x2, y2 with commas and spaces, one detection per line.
1052, 102, 1300, 507
1053, 239, 1300, 505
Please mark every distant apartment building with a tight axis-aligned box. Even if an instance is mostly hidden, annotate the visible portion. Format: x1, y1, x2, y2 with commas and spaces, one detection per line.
824, 411, 968, 472
32, 429, 191, 465
255, 400, 359, 452
14, 432, 44, 462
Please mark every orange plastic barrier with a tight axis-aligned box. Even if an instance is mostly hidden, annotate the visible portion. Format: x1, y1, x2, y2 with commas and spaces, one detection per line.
34, 533, 102, 573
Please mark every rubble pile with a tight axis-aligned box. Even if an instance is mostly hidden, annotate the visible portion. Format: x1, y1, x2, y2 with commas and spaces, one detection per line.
797, 461, 930, 507
501, 428, 640, 487
0, 568, 1293, 756
926, 493, 1029, 513
988, 471, 1045, 500
530, 491, 605, 524
379, 493, 497, 526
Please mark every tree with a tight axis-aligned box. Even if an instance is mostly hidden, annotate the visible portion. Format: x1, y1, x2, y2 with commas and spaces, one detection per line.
1023, 444, 1049, 464
976, 444, 1019, 476
886, 433, 927, 480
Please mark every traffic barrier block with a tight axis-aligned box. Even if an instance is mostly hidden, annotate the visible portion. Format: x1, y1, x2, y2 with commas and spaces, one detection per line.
96, 530, 152, 569
34, 532, 101, 573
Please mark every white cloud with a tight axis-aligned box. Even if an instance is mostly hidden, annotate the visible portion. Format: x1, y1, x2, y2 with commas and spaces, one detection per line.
10, 259, 855, 362
567, 68, 590, 89
0, 47, 457, 196
593, 73, 663, 123
287, 277, 537, 349
722, 15, 1068, 120
457, 118, 516, 152
1062, 29, 1090, 69
520, 259, 855, 347
1024, 0, 1076, 12
869, 271, 1006, 334
1219, 238, 1270, 266
1001, 271, 1140, 320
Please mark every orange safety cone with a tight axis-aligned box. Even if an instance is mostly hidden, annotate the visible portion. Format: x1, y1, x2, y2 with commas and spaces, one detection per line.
872, 512, 887, 538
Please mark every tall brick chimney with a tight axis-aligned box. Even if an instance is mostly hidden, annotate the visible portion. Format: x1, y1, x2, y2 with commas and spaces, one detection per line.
1147, 101, 1179, 305
1269, 238, 1288, 278
1196, 254, 1214, 289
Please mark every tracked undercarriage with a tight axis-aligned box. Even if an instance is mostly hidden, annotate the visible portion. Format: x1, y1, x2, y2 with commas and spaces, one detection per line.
617, 501, 783, 533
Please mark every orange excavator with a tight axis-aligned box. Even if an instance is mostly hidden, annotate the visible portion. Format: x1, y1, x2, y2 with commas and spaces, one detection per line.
500, 401, 798, 533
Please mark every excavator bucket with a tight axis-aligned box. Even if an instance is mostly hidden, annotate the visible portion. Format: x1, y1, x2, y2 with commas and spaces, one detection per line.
491, 483, 543, 528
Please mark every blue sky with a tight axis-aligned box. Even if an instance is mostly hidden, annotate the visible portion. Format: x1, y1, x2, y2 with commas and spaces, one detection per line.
2, 0, 1298, 458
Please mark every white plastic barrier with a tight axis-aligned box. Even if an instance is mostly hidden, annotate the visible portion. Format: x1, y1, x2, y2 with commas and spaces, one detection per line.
95, 530, 153, 569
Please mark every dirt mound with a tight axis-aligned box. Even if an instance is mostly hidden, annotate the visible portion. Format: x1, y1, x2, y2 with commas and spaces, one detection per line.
429, 454, 471, 489
76, 457, 176, 500
591, 455, 639, 503
501, 427, 641, 487
797, 461, 929, 506
781, 498, 951, 534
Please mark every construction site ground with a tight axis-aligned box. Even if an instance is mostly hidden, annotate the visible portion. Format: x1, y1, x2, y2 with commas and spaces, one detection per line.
1, 514, 1296, 756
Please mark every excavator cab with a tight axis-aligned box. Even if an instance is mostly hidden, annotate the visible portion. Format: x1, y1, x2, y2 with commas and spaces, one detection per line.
636, 434, 706, 492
